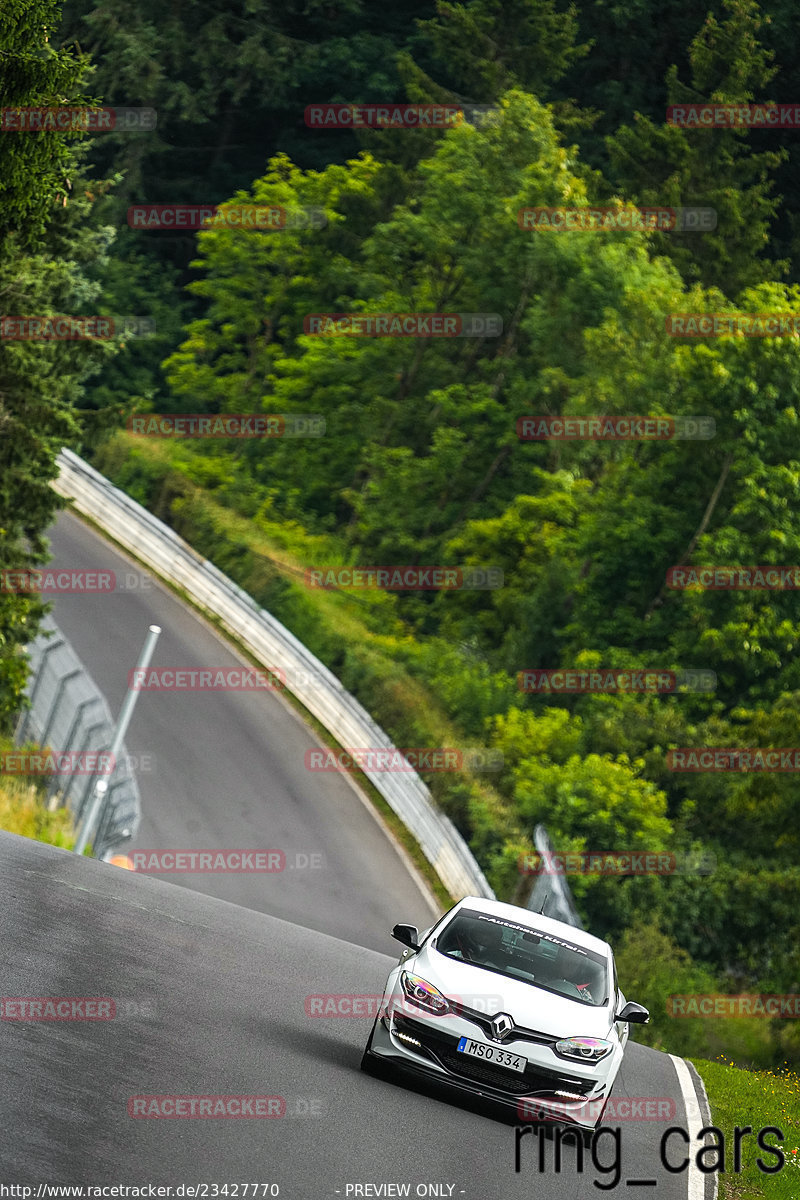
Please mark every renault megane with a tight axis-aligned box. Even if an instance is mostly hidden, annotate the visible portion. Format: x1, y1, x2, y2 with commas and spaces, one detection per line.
360, 896, 649, 1130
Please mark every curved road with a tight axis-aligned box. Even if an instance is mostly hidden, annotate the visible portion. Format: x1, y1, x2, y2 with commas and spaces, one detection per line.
0, 834, 712, 1197
29, 509, 712, 1198
46, 509, 438, 952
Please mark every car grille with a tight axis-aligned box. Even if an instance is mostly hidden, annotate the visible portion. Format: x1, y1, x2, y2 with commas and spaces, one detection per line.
393, 1016, 591, 1099
437, 1050, 545, 1094
451, 1002, 555, 1046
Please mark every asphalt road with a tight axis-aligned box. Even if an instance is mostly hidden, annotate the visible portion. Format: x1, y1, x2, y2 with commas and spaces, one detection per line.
0, 834, 709, 1197
45, 509, 439, 953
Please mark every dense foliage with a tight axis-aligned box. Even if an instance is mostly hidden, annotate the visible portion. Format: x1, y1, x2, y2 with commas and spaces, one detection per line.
4, 0, 799, 1065
0, 0, 112, 725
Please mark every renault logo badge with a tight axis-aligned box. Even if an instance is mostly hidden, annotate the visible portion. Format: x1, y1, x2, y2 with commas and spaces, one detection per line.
490, 1012, 514, 1041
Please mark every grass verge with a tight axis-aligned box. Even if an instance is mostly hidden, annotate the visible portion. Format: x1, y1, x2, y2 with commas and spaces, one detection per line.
0, 735, 77, 849
691, 1057, 800, 1197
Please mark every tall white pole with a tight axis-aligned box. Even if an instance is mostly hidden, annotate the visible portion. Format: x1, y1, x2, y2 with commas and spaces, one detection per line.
74, 624, 161, 856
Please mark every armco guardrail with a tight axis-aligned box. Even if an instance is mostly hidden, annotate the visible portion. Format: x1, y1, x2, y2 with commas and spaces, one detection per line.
53, 448, 495, 899
527, 823, 583, 929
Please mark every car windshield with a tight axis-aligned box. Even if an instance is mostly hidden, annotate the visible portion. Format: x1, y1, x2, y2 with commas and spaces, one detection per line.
434, 908, 609, 1007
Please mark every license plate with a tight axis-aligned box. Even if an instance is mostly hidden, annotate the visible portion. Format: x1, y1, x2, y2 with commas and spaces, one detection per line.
456, 1036, 527, 1073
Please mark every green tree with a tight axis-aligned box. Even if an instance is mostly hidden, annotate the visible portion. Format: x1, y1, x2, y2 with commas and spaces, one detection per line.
404, 0, 589, 103
0, 0, 112, 727
606, 0, 786, 293
489, 708, 673, 863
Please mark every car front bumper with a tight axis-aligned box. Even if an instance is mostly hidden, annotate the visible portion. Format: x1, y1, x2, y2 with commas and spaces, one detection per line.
367, 1008, 617, 1130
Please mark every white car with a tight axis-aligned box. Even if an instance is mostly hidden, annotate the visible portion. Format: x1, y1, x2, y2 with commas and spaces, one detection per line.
361, 896, 649, 1131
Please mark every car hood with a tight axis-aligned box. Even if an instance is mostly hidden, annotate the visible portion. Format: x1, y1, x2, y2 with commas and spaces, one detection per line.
407, 946, 614, 1039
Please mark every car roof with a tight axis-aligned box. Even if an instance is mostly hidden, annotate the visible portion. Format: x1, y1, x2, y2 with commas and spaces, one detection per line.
449, 895, 612, 959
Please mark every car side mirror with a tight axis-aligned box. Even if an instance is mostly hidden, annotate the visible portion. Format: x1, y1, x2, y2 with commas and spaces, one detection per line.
392, 923, 420, 950
616, 1001, 650, 1024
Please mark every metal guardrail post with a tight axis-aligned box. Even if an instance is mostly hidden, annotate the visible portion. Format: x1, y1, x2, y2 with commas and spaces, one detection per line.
19, 615, 142, 853
50, 697, 105, 805
15, 628, 64, 743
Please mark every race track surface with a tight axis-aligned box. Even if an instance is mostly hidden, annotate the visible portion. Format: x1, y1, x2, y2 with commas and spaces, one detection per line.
0, 834, 705, 1198
46, 510, 438, 951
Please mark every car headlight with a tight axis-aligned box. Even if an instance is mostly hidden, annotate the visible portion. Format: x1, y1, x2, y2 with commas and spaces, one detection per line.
555, 1036, 612, 1062
400, 972, 451, 1015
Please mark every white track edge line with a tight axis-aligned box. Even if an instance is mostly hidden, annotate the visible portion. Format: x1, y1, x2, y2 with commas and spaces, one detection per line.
669, 1054, 717, 1200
